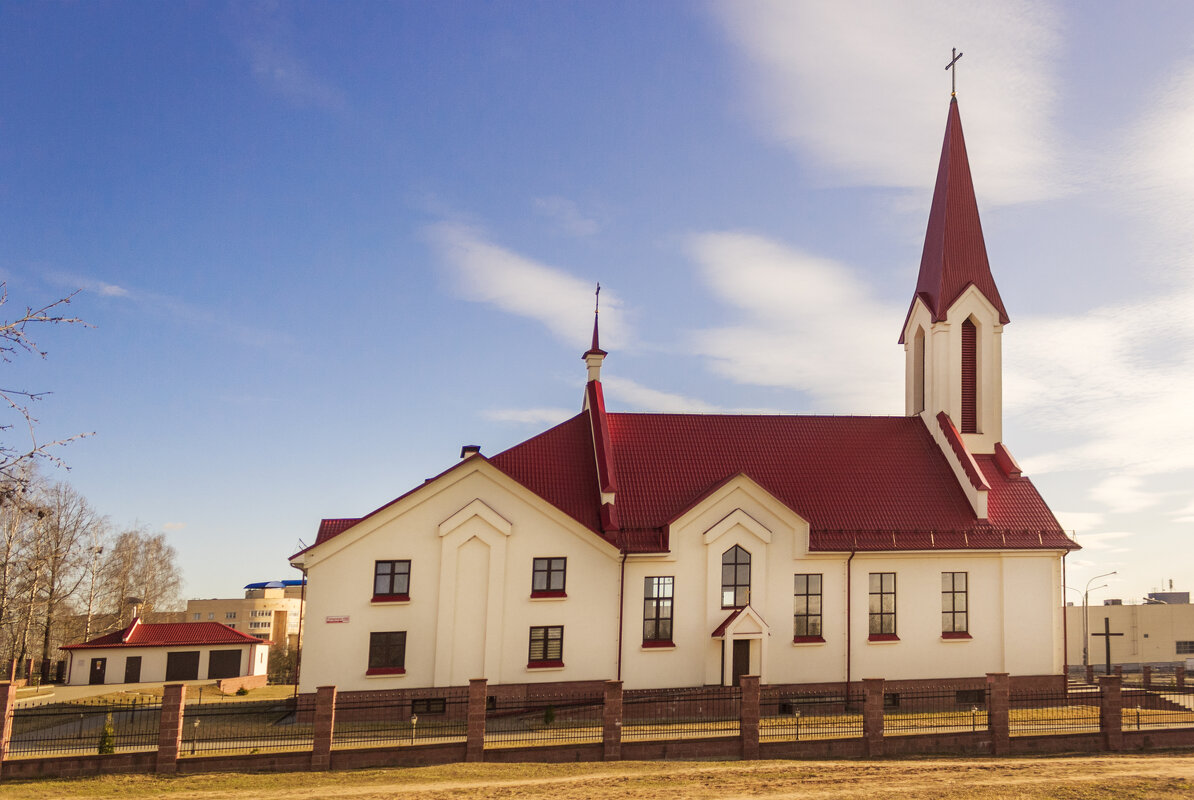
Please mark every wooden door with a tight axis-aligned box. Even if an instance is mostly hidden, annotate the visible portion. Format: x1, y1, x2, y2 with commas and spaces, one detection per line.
124, 656, 142, 683
732, 639, 750, 687
89, 657, 106, 685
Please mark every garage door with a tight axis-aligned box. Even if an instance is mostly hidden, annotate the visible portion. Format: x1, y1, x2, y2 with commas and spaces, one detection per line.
164, 651, 200, 681
208, 649, 242, 680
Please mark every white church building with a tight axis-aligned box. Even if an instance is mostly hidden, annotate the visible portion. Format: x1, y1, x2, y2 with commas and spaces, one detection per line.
291, 97, 1078, 694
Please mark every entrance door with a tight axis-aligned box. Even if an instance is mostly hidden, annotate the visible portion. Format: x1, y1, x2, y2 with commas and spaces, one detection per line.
732, 639, 750, 687
89, 658, 106, 685
124, 655, 142, 683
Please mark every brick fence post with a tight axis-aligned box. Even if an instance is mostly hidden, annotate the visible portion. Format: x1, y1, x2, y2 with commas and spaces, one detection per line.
985, 673, 1009, 756
1099, 675, 1123, 752
862, 678, 884, 758
311, 686, 336, 771
467, 678, 487, 762
156, 683, 186, 774
739, 675, 760, 760
0, 682, 15, 778
1142, 665, 1152, 690
603, 680, 622, 761
1085, 664, 1094, 684
1177, 665, 1186, 689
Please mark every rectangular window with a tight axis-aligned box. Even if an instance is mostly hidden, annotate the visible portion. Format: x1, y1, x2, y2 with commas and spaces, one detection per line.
192, 613, 201, 621
528, 625, 564, 666
251, 610, 271, 618
868, 573, 897, 638
643, 577, 674, 644
374, 560, 411, 599
942, 572, 969, 636
368, 631, 407, 674
207, 612, 214, 620
793, 574, 823, 641
1177, 641, 1194, 655
225, 611, 237, 620
411, 698, 447, 715
249, 621, 270, 629
532, 558, 567, 596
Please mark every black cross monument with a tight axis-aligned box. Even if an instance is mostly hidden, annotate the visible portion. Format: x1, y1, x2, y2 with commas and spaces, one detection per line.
1090, 616, 1124, 675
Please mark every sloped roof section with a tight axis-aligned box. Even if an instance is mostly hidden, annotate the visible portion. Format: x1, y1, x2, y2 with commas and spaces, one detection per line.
63, 621, 266, 650
489, 412, 1073, 552
901, 97, 1009, 342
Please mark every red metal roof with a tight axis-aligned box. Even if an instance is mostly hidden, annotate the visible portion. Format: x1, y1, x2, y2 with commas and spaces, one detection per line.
490, 411, 1073, 552
307, 409, 1075, 556
316, 518, 361, 546
900, 98, 1010, 343
63, 620, 268, 650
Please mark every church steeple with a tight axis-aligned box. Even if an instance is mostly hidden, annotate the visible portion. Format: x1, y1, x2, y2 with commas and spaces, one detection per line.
902, 97, 1008, 455
901, 97, 1009, 339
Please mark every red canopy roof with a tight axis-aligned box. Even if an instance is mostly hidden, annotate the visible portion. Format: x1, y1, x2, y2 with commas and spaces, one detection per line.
901, 97, 1009, 342
63, 620, 268, 650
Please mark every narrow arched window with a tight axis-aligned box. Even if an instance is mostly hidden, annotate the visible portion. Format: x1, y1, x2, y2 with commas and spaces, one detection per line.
721, 546, 751, 608
961, 318, 977, 433
912, 327, 926, 413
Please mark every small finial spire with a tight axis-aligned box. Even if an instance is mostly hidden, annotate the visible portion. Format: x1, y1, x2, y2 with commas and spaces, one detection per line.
945, 48, 963, 97
583, 281, 607, 381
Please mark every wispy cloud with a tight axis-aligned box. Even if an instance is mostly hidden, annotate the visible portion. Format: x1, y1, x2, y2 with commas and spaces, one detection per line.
427, 221, 627, 350
710, 0, 1066, 204
482, 407, 575, 426
688, 231, 902, 413
234, 5, 347, 113
533, 196, 600, 237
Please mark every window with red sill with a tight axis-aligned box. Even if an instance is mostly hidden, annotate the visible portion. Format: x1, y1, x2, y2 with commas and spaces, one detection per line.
868, 572, 896, 640
373, 559, 410, 601
942, 571, 969, 637
643, 576, 674, 645
528, 625, 563, 667
531, 557, 566, 597
793, 573, 824, 642
367, 630, 406, 675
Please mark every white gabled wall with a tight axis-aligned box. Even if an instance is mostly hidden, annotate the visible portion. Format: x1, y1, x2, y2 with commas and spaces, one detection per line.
65, 643, 267, 686
298, 461, 621, 693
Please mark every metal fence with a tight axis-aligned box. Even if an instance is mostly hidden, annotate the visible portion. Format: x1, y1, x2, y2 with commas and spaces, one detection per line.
484, 692, 604, 749
1009, 687, 1101, 736
8, 698, 161, 757
333, 689, 470, 748
760, 689, 863, 741
1122, 686, 1194, 730
179, 696, 314, 756
621, 687, 741, 742
883, 688, 989, 736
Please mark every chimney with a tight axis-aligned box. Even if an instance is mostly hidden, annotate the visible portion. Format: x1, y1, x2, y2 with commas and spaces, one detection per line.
460, 445, 481, 459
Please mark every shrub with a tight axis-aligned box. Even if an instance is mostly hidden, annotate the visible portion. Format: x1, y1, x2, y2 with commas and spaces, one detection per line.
236, 687, 249, 696
97, 713, 115, 755
543, 704, 555, 726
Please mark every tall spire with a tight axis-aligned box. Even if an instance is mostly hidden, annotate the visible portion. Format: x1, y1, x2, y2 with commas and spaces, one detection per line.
899, 98, 1009, 342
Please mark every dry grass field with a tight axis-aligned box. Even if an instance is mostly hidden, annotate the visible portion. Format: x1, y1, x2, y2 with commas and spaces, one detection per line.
3, 753, 1194, 799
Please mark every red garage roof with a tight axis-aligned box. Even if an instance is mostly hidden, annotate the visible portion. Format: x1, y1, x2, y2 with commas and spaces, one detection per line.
62, 620, 269, 650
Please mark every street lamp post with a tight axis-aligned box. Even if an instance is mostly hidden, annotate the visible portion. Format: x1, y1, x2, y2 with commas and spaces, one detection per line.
1082, 572, 1117, 672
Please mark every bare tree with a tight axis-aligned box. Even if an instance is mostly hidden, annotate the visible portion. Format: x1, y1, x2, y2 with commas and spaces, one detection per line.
101, 527, 182, 627
35, 482, 102, 678
0, 284, 91, 487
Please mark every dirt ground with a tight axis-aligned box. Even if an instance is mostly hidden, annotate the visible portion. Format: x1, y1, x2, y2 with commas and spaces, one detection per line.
4, 753, 1194, 800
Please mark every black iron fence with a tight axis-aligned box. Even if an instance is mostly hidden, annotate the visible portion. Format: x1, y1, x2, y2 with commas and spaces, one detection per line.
622, 686, 741, 742
1122, 686, 1194, 730
8, 698, 160, 757
179, 696, 314, 756
760, 688, 863, 741
485, 692, 604, 748
1009, 687, 1101, 736
883, 687, 989, 736
334, 688, 469, 748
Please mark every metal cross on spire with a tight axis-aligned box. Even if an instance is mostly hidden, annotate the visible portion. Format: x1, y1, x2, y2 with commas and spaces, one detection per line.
945, 48, 963, 97
595, 282, 601, 314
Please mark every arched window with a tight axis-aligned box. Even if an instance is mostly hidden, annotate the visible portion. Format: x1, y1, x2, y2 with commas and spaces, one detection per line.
961, 318, 977, 433
912, 327, 926, 413
721, 546, 751, 608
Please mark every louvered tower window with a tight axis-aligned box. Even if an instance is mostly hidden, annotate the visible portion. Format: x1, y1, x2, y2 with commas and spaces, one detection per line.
912, 327, 926, 413
961, 318, 977, 433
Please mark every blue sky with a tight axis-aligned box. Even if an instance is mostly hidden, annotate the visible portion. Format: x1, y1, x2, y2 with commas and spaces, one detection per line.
3, 1, 1192, 606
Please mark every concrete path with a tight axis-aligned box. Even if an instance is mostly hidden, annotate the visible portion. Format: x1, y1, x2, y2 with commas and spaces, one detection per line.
13, 680, 219, 707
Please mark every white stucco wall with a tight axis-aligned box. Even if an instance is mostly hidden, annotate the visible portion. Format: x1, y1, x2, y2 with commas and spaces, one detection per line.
298, 464, 1066, 693
65, 643, 268, 686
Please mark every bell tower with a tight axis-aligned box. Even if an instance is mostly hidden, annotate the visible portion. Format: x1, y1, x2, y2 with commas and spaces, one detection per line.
900, 97, 1009, 455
